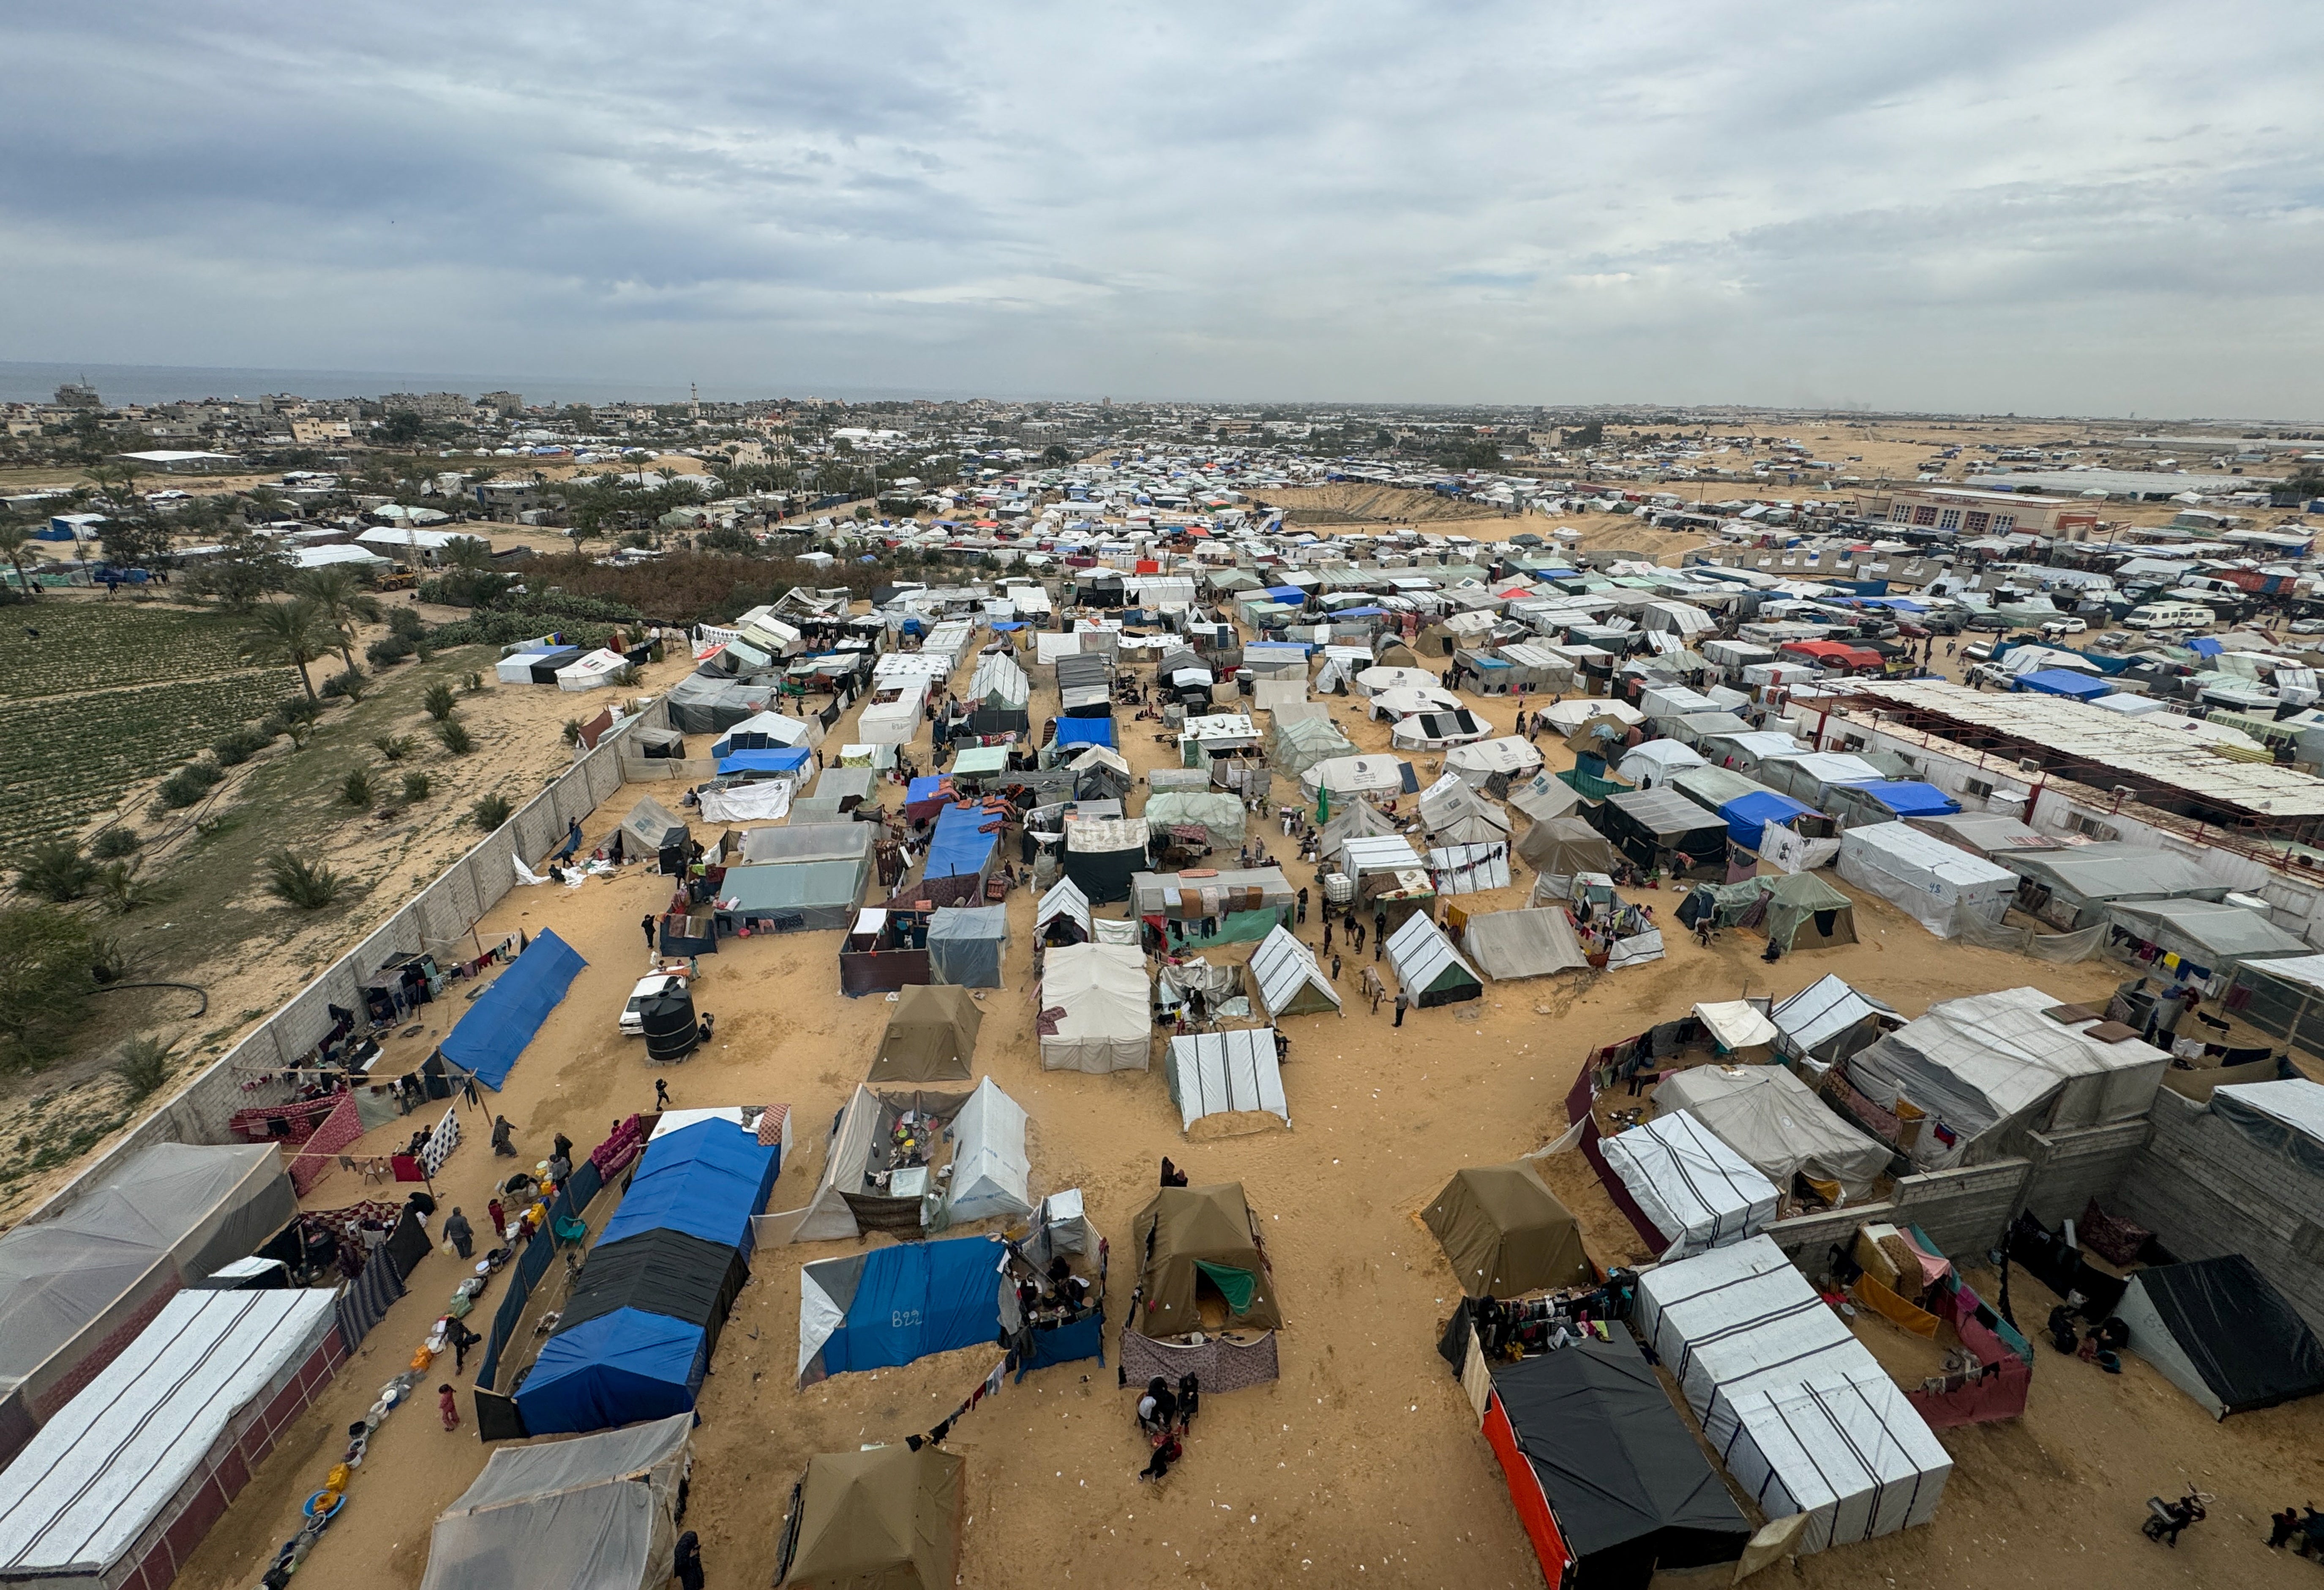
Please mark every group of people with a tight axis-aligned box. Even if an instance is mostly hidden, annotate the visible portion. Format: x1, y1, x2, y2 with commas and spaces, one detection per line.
1134, 1374, 1200, 1481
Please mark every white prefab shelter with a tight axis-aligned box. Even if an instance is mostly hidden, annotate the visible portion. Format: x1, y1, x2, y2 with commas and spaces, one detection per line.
0, 1289, 340, 1590
1653, 1065, 1892, 1204
1598, 1111, 1780, 1259
1634, 1237, 1951, 1555
1247, 925, 1342, 1018
554, 648, 628, 691
1164, 1029, 1290, 1135
1444, 737, 1544, 788
1836, 822, 2017, 938
855, 682, 929, 746
420, 1414, 693, 1590
1038, 943, 1151, 1073
943, 1078, 1033, 1225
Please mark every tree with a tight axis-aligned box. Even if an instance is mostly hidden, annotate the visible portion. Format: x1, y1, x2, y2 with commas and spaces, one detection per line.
378, 411, 426, 446
291, 565, 384, 674
237, 597, 334, 701
191, 524, 289, 609
98, 515, 175, 572
0, 517, 39, 599
0, 904, 105, 1074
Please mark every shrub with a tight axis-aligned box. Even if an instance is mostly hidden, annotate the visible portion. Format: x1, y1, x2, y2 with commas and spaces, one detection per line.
14, 842, 97, 903
264, 850, 343, 909
341, 767, 374, 808
462, 671, 486, 693
152, 760, 226, 811
274, 695, 325, 725
111, 1036, 175, 1100
366, 634, 415, 667
90, 828, 142, 860
561, 718, 584, 746
373, 733, 416, 762
388, 607, 427, 641
96, 861, 163, 915
423, 683, 458, 721
610, 663, 640, 688
472, 793, 513, 830
261, 713, 311, 750
401, 771, 432, 802
210, 724, 275, 767
319, 667, 366, 700
436, 719, 474, 754
0, 905, 106, 1074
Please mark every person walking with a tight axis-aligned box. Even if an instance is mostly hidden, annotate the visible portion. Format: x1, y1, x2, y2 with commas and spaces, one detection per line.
1394, 989, 1409, 1028
1322, 920, 1333, 956
1331, 951, 1342, 983
487, 1198, 507, 1239
640, 915, 655, 950
1297, 887, 1308, 925
443, 1207, 474, 1260
490, 1116, 516, 1157
444, 1316, 480, 1375
439, 1383, 461, 1432
673, 1533, 706, 1590
654, 1077, 672, 1111
1374, 905, 1388, 946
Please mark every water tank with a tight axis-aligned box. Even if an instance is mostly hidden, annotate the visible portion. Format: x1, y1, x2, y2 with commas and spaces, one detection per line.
641, 988, 698, 1064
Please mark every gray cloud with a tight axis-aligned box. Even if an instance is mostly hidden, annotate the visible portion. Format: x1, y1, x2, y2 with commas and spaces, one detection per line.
1, 0, 2319, 414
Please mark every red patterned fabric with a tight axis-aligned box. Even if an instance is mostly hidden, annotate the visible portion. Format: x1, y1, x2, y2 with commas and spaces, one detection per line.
228, 1093, 345, 1146
757, 1104, 790, 1146
287, 1096, 368, 1195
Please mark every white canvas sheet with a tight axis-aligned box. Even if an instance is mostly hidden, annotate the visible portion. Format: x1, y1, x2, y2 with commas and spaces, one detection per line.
697, 779, 793, 824
1836, 822, 2016, 938
1599, 1111, 1779, 1259
944, 1078, 1032, 1224
1164, 1029, 1289, 1133
1038, 943, 1151, 1073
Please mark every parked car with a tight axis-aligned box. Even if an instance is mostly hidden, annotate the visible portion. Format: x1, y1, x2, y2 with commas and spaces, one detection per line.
2040, 617, 2088, 638
619, 972, 687, 1035
2290, 618, 2324, 635
1964, 613, 2010, 633
1962, 642, 1995, 663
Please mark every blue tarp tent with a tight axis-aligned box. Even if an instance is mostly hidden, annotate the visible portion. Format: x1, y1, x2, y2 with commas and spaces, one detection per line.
797, 1236, 1004, 1385
1837, 780, 1960, 820
2188, 636, 2225, 657
439, 930, 586, 1089
925, 800, 1000, 881
1260, 585, 1305, 604
1052, 717, 1115, 751
516, 1308, 706, 1433
2016, 668, 2111, 701
1717, 790, 1816, 848
716, 746, 811, 776
598, 1119, 781, 1256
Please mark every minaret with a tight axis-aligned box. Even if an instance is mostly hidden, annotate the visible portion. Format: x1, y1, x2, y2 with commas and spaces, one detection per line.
690, 382, 701, 418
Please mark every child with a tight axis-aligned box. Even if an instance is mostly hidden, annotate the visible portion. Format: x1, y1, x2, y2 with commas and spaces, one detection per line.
439, 1383, 460, 1432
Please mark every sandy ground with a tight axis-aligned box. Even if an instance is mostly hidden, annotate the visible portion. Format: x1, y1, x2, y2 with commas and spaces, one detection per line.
151, 613, 2324, 1590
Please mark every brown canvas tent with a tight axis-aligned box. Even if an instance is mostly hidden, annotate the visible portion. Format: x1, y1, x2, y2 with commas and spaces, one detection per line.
780, 1444, 962, 1590
1515, 816, 1618, 878
1130, 1182, 1282, 1337
867, 985, 983, 1084
1422, 1162, 1593, 1298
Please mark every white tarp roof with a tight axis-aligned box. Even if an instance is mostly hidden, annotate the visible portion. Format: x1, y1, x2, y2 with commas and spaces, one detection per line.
1617, 739, 1707, 787
1768, 974, 1898, 1059
1038, 943, 1151, 1072
1537, 698, 1643, 730
944, 1078, 1033, 1224
1653, 1064, 1892, 1203
697, 778, 793, 824
1444, 737, 1543, 781
554, 648, 627, 690
1506, 770, 1581, 822
1600, 1111, 1780, 1259
711, 710, 819, 754
1248, 924, 1342, 1016
420, 1414, 692, 1590
1836, 822, 2017, 939
0, 1289, 336, 1576
1301, 754, 1406, 799
1845, 987, 2170, 1168
1693, 1000, 1779, 1052
1164, 1029, 1289, 1133
1354, 665, 1440, 697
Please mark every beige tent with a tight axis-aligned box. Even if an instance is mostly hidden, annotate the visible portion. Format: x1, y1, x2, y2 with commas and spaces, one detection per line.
1129, 1182, 1282, 1337
867, 985, 982, 1084
781, 1444, 962, 1590
1422, 1162, 1594, 1299
1037, 943, 1151, 1073
1516, 816, 1618, 879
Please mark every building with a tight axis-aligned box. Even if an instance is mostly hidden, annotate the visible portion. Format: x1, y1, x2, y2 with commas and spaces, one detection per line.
289, 416, 354, 444
53, 383, 100, 408
477, 390, 524, 416
1867, 485, 2100, 540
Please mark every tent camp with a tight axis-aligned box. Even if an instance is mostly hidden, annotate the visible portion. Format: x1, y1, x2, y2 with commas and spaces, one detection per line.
1445, 736, 1544, 790
1769, 975, 1900, 1073
1844, 988, 2170, 1168
419, 1413, 693, 1590
778, 1444, 962, 1590
441, 930, 587, 1089
1038, 943, 1151, 1073
1165, 1029, 1290, 1136
1129, 1183, 1282, 1336
1247, 925, 1342, 1018
926, 905, 1008, 988
1062, 815, 1148, 905
1633, 1237, 1952, 1555
1836, 822, 2017, 939
869, 985, 982, 1084
618, 796, 690, 871
1596, 789, 1729, 873
943, 1079, 1033, 1225
1460, 909, 1588, 981
1505, 770, 1580, 823
1653, 1065, 1891, 1204
1386, 912, 1484, 1007
1480, 1337, 1751, 1590
0, 1289, 342, 1590
2114, 1255, 2324, 1418
1514, 817, 1618, 886
1422, 1161, 1591, 1298
1600, 1111, 1780, 1258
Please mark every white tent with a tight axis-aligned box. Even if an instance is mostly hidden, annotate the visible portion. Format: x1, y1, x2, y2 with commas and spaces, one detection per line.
856, 682, 928, 746
968, 649, 1031, 711
1444, 737, 1543, 788
1036, 876, 1093, 942
709, 709, 822, 757
1634, 1237, 1951, 1555
1247, 925, 1342, 1018
1459, 909, 1588, 980
1354, 665, 1441, 698
554, 648, 628, 691
1845, 987, 2170, 1168
1419, 775, 1511, 846
420, 1414, 693, 1590
1836, 822, 2017, 938
1038, 942, 1151, 1073
1300, 754, 1406, 801
1693, 999, 1779, 1058
943, 1078, 1033, 1225
1616, 740, 1707, 789
1769, 975, 1899, 1073
1505, 770, 1580, 823
1390, 711, 1492, 750
1164, 1029, 1289, 1135
1598, 1111, 1779, 1259
1367, 685, 1463, 721
1653, 1064, 1891, 1204
1427, 841, 1511, 895
696, 779, 793, 824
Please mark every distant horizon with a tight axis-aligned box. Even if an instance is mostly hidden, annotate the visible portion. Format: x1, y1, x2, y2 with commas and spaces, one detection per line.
3, 362, 2313, 431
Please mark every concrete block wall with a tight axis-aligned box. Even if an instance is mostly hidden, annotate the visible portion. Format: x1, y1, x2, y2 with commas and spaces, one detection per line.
1888, 1160, 2029, 1257
2020, 1120, 2151, 1227
2110, 1089, 2324, 1331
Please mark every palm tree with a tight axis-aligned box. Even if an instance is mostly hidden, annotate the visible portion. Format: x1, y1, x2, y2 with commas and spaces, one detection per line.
238, 597, 333, 701
0, 517, 39, 600
291, 566, 383, 673
444, 534, 494, 572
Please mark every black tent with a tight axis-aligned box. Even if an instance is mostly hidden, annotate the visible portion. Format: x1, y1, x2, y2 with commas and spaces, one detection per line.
2118, 1254, 2324, 1418
1594, 788, 1729, 872
1484, 1335, 1750, 1590
555, 1226, 750, 1360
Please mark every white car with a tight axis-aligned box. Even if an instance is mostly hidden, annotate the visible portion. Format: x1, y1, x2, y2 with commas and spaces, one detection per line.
2290, 618, 2324, 635
620, 973, 687, 1035
2040, 618, 2088, 637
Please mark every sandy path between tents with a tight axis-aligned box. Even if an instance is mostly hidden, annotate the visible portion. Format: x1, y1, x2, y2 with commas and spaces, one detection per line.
168, 633, 2324, 1590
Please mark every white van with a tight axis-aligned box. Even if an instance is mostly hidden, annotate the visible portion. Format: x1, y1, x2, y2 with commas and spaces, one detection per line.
2123, 602, 2214, 631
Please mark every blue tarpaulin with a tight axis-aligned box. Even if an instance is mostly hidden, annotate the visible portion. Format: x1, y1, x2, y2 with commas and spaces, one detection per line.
2015, 668, 2111, 701
798, 1237, 1003, 1383
925, 800, 1000, 880
1052, 717, 1115, 750
716, 746, 811, 776
1841, 780, 1960, 819
2188, 636, 2225, 656
439, 930, 586, 1089
1260, 585, 1304, 603
1718, 791, 1816, 848
515, 1308, 706, 1434
598, 1118, 782, 1256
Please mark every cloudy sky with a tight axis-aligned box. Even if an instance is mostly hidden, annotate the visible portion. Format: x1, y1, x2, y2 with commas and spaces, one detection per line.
5, 2, 2320, 416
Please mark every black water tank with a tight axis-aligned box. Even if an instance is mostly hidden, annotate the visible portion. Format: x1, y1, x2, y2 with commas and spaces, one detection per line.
641, 988, 698, 1064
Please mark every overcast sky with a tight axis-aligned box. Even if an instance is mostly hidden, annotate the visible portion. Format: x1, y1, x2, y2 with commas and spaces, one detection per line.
5, 2, 2320, 417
